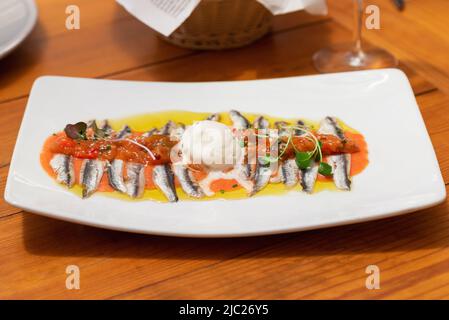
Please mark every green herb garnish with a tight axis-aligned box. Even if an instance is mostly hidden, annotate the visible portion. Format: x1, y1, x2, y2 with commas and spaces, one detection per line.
318, 162, 333, 176
64, 122, 88, 140
295, 151, 313, 169
316, 141, 323, 162
220, 189, 225, 194
232, 184, 238, 188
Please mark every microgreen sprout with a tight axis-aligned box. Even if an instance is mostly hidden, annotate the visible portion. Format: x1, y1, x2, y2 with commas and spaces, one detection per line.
258, 123, 333, 177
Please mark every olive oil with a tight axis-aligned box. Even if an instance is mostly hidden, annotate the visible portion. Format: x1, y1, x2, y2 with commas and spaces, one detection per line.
43, 111, 364, 202
100, 110, 355, 202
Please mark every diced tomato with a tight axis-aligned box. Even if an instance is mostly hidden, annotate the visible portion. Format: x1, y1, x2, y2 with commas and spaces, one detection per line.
73, 147, 99, 159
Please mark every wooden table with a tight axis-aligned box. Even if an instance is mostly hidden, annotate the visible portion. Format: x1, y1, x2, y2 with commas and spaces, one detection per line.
1, 0, 449, 299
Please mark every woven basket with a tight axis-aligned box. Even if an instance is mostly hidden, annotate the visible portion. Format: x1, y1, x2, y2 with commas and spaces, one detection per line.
162, 0, 273, 50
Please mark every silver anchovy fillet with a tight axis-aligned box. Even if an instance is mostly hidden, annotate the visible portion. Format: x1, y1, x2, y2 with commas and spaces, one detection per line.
300, 162, 319, 193
274, 121, 289, 131
250, 116, 272, 195
80, 159, 105, 198
250, 161, 272, 196
125, 162, 146, 198
170, 123, 185, 140
101, 120, 113, 135
318, 116, 345, 139
159, 121, 177, 135
274, 121, 289, 143
294, 120, 306, 136
327, 154, 351, 191
206, 113, 221, 121
152, 164, 178, 202
231, 110, 254, 179
86, 119, 96, 129
318, 116, 351, 190
170, 124, 204, 198
229, 110, 250, 129
142, 128, 157, 138
281, 158, 299, 188
253, 116, 269, 130
236, 163, 255, 182
88, 119, 113, 137
50, 154, 75, 188
295, 119, 319, 193
274, 121, 301, 189
116, 125, 131, 139
270, 165, 283, 183
173, 164, 204, 198
106, 159, 127, 193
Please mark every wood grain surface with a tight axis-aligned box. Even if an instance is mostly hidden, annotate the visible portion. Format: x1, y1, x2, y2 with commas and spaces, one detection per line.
0, 0, 448, 299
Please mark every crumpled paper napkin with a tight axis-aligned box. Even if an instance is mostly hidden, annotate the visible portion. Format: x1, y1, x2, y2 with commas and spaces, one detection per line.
116, 0, 327, 36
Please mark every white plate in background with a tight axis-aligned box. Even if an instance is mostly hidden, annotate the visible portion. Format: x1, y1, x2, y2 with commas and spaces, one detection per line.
4, 69, 446, 237
0, 0, 37, 59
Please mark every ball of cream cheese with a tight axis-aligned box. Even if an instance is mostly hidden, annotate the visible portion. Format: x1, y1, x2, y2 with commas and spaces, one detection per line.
180, 120, 241, 170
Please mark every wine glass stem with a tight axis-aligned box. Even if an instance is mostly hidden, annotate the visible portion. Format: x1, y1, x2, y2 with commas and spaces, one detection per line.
353, 0, 364, 53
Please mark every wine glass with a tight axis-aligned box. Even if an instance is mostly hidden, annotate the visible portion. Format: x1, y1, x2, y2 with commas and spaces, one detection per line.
313, 0, 398, 73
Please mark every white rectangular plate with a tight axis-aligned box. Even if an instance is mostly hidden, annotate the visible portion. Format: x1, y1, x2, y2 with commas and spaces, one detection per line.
4, 69, 446, 237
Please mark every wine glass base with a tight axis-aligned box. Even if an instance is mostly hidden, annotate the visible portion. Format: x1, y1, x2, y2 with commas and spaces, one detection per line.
313, 43, 398, 73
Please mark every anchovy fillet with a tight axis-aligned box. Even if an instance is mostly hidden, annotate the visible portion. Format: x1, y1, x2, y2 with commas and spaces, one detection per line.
281, 158, 299, 188
106, 159, 127, 193
295, 120, 306, 136
300, 162, 319, 193
230, 110, 253, 179
274, 121, 302, 189
318, 117, 351, 190
142, 128, 157, 138
86, 119, 96, 129
274, 121, 289, 133
116, 125, 131, 139
125, 162, 146, 198
80, 159, 105, 198
250, 162, 272, 196
327, 154, 351, 190
250, 116, 271, 195
170, 123, 185, 140
274, 121, 289, 180
169, 124, 204, 198
253, 116, 269, 130
50, 154, 75, 188
270, 166, 283, 183
274, 121, 289, 154
318, 116, 345, 139
173, 164, 204, 198
159, 121, 177, 135
101, 120, 113, 135
293, 119, 320, 193
229, 110, 250, 129
152, 164, 178, 202
206, 113, 221, 121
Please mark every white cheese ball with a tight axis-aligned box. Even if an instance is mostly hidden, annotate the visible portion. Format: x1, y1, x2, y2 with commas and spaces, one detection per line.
180, 120, 242, 170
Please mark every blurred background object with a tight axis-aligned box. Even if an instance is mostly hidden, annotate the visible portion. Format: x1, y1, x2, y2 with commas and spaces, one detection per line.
162, 0, 273, 50
392, 0, 405, 11
117, 0, 327, 50
0, 0, 37, 59
313, 0, 397, 73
